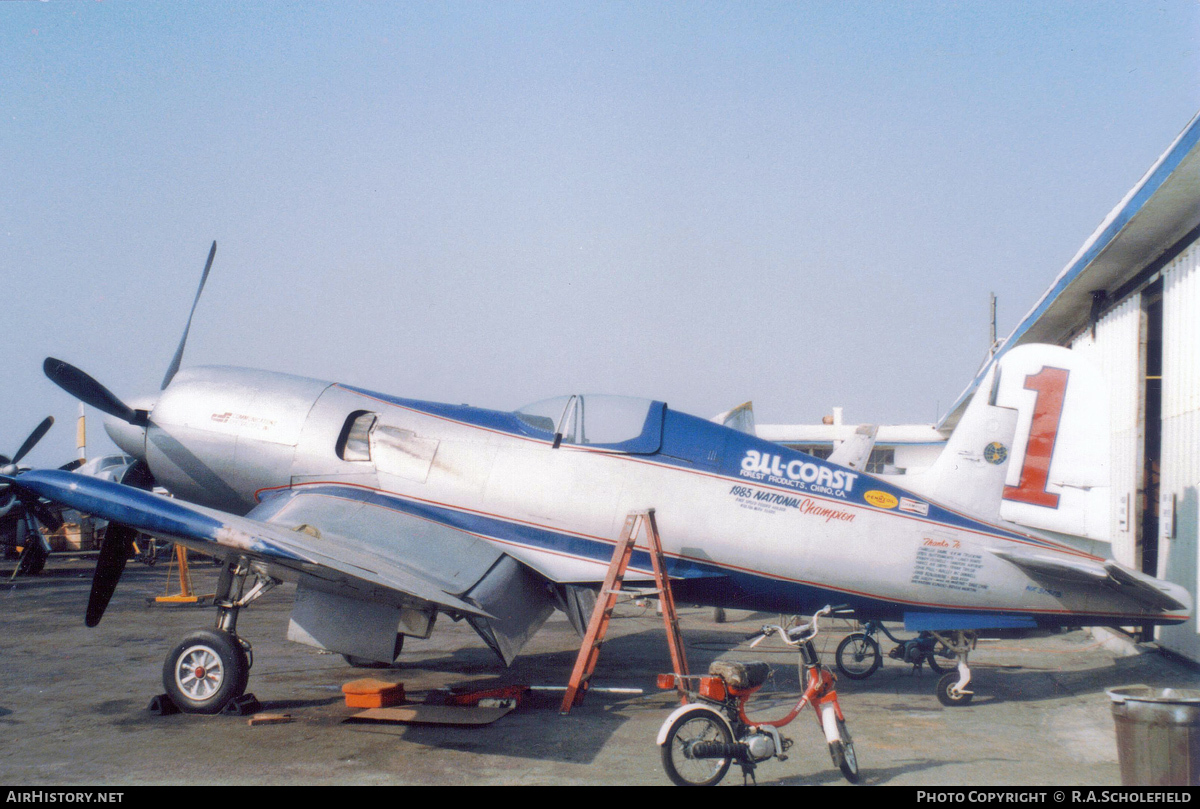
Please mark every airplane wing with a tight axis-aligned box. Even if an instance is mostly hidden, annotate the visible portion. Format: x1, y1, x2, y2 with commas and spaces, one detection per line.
992, 548, 1189, 612
9, 469, 490, 618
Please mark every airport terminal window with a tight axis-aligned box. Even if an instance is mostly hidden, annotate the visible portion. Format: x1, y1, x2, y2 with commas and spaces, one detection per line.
337, 411, 377, 462
514, 395, 663, 452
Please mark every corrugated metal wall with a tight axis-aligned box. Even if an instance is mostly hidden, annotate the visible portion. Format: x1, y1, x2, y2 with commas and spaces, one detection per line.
1158, 238, 1200, 660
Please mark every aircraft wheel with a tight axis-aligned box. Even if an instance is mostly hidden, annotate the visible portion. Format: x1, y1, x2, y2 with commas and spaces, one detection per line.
163, 629, 249, 714
835, 633, 881, 680
660, 708, 733, 787
17, 543, 47, 576
936, 671, 973, 707
828, 718, 860, 783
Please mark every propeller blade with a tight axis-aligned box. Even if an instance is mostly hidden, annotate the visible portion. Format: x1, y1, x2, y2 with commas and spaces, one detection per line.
44, 358, 147, 426
86, 523, 138, 627
12, 416, 54, 465
161, 240, 216, 390
20, 492, 63, 533
58, 459, 85, 472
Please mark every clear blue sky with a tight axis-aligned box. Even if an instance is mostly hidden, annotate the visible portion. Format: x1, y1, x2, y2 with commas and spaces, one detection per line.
3, 1, 1198, 466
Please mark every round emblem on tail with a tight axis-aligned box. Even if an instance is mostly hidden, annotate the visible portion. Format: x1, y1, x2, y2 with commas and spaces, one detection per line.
983, 442, 1009, 465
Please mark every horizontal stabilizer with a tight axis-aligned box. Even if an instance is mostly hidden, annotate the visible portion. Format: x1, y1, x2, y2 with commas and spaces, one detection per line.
993, 547, 1191, 613
1103, 562, 1191, 612
990, 549, 1109, 584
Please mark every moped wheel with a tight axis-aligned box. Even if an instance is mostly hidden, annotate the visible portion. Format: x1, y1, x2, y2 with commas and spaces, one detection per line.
835, 633, 881, 680
660, 709, 733, 787
828, 717, 860, 783
923, 637, 955, 674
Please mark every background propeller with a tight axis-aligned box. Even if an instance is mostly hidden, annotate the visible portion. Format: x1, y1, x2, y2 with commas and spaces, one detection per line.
0, 418, 63, 576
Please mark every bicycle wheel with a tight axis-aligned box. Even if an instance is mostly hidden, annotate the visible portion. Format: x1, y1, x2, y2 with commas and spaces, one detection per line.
835, 633, 881, 680
828, 717, 860, 783
660, 708, 733, 787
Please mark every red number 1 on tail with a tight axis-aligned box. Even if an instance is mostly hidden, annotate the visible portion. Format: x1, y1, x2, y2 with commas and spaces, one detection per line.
1003, 367, 1069, 509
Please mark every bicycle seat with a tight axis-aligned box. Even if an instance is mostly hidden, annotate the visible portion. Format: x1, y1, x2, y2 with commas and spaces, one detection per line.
708, 660, 771, 689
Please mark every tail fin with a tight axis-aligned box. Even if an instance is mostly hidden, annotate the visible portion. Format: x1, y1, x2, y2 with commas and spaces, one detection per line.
827, 424, 879, 471
897, 363, 1018, 521
712, 401, 756, 435
993, 344, 1111, 539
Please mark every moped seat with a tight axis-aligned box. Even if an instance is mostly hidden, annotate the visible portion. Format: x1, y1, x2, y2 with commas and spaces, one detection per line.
708, 660, 771, 689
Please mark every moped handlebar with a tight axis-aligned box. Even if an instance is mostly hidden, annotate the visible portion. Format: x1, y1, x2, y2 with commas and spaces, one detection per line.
745, 605, 836, 648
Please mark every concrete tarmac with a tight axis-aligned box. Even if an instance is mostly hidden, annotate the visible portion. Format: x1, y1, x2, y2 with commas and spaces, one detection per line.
2, 554, 1197, 786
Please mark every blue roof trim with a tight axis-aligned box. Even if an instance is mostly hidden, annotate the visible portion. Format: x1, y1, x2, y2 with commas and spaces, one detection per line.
940, 112, 1200, 426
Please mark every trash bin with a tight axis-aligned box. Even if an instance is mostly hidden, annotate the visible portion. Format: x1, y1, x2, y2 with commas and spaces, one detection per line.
1106, 686, 1200, 786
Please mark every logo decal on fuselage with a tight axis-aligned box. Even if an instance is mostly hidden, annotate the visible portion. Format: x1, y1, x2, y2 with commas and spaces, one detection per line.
983, 442, 1009, 465
864, 490, 899, 509
739, 450, 859, 499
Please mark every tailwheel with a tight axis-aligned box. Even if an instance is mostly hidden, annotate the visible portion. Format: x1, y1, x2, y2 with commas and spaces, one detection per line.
936, 671, 973, 706
163, 629, 249, 714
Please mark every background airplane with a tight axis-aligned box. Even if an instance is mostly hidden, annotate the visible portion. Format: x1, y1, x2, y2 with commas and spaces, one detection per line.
2, 246, 1190, 714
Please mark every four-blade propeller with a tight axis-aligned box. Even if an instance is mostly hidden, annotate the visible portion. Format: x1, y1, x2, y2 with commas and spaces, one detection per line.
1, 417, 63, 577
21, 241, 218, 623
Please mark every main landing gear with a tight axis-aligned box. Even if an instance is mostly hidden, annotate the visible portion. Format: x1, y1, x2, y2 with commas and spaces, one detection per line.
161, 557, 277, 714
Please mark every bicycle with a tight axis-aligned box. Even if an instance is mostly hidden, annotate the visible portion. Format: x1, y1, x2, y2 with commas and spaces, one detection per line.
655, 605, 860, 786
834, 619, 956, 681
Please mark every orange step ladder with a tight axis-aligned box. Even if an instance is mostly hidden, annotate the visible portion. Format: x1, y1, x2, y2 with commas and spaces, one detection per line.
560, 509, 689, 713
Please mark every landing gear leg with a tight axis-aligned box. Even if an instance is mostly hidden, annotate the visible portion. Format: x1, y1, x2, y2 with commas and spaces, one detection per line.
161, 557, 277, 714
933, 631, 976, 706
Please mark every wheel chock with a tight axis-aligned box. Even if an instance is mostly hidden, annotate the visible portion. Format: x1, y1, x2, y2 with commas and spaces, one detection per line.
221, 693, 261, 717
148, 693, 180, 716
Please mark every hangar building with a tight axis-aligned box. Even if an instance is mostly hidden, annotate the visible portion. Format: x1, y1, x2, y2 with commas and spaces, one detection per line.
763, 111, 1200, 663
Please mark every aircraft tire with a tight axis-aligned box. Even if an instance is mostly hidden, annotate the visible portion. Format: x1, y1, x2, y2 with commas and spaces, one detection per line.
835, 633, 881, 680
163, 629, 249, 714
660, 708, 733, 787
829, 718, 860, 783
17, 543, 47, 576
936, 671, 973, 707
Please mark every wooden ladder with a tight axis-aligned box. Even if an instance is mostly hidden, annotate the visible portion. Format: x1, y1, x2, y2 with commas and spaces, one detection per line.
559, 509, 689, 713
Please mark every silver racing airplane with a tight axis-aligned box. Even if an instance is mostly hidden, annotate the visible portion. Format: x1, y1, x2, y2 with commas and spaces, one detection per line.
2, 244, 1190, 713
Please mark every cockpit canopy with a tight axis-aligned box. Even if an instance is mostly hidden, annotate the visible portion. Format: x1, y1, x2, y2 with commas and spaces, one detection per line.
514, 395, 665, 454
